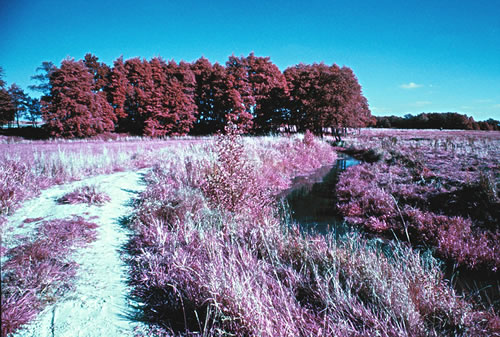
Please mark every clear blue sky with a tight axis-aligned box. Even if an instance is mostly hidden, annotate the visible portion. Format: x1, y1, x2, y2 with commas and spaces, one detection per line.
1, 0, 499, 120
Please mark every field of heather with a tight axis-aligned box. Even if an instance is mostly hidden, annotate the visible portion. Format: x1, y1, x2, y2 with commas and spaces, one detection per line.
1, 129, 500, 336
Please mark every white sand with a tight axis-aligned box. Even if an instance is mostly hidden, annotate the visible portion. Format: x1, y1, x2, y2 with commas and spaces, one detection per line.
6, 169, 149, 337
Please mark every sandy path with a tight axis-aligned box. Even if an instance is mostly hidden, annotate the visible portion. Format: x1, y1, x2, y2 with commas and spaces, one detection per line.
7, 169, 148, 337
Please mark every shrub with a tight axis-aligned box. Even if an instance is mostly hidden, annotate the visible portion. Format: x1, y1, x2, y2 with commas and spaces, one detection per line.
57, 185, 111, 206
202, 124, 272, 216
302, 129, 315, 147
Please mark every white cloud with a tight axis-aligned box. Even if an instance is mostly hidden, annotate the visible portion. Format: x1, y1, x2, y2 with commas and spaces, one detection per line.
400, 82, 423, 89
414, 101, 432, 106
371, 106, 390, 113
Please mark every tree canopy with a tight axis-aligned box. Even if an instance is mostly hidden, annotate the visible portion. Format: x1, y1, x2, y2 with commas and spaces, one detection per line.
4, 53, 375, 138
42, 59, 115, 138
374, 113, 499, 131
0, 67, 15, 127
284, 63, 371, 140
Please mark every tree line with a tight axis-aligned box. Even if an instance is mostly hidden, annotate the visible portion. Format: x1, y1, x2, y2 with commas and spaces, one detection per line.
375, 113, 500, 131
0, 53, 372, 138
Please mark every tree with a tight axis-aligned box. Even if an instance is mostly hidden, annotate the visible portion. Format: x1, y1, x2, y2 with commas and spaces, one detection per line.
285, 63, 337, 135
29, 61, 56, 101
83, 53, 111, 92
107, 56, 128, 122
8, 84, 29, 128
0, 67, 15, 127
225, 55, 254, 131
109, 57, 197, 136
284, 63, 371, 140
119, 57, 154, 134
144, 58, 197, 136
0, 66, 5, 88
244, 53, 289, 134
25, 97, 41, 127
42, 59, 115, 138
191, 57, 246, 134
221, 53, 290, 133
191, 57, 216, 134
337, 67, 372, 129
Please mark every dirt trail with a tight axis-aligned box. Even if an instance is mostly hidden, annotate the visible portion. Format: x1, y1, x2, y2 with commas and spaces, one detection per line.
8, 169, 148, 337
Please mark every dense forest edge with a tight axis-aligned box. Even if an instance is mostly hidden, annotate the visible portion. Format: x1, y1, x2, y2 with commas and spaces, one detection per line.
0, 53, 372, 140
374, 113, 499, 131
2, 53, 497, 141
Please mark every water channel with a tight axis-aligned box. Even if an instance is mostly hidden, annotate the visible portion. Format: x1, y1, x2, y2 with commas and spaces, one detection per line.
280, 153, 498, 310
280, 153, 360, 234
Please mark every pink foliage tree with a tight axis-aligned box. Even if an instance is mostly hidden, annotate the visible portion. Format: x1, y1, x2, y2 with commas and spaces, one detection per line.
42, 59, 115, 138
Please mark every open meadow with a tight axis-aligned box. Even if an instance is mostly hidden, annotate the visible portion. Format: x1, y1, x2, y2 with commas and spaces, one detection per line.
1, 129, 499, 336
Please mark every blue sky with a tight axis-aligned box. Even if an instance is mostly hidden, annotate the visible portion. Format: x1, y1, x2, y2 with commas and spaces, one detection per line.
1, 0, 499, 120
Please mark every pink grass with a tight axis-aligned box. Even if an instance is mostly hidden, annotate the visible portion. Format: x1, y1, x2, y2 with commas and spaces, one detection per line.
0, 138, 207, 216
0, 159, 44, 216
124, 133, 499, 336
336, 130, 500, 272
1, 216, 98, 336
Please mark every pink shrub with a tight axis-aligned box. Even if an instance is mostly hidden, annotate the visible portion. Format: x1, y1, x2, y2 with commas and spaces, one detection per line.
202, 125, 272, 216
57, 185, 111, 205
302, 129, 315, 147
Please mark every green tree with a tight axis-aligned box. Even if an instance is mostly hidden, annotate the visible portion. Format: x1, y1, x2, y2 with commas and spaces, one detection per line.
25, 97, 41, 127
29, 61, 56, 99
0, 67, 15, 127
8, 83, 29, 128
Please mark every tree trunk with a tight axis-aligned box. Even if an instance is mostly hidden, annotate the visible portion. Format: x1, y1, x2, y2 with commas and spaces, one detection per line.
334, 127, 342, 143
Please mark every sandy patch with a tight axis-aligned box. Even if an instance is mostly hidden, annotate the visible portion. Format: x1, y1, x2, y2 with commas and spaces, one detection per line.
5, 169, 148, 337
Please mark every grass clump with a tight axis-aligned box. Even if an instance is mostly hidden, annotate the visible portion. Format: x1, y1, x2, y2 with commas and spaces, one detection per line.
57, 185, 111, 205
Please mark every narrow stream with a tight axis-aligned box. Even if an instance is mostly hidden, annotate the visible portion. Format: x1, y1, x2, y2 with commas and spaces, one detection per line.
280, 153, 360, 234
281, 153, 499, 311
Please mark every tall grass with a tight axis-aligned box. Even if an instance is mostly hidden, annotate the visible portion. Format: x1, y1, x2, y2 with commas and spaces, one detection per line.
0, 138, 202, 217
127, 132, 498, 336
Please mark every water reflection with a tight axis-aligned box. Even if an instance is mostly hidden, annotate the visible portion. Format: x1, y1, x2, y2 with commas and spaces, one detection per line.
281, 154, 360, 235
